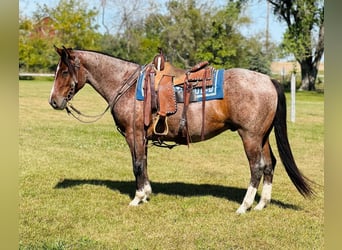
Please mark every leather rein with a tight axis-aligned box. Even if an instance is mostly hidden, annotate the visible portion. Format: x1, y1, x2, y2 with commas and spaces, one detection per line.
64, 57, 142, 123
64, 57, 178, 149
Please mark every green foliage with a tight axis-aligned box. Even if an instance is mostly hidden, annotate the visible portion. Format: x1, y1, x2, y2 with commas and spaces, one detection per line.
244, 34, 278, 75
105, 0, 272, 72
269, 0, 324, 90
19, 0, 275, 73
18, 17, 53, 72
162, 0, 209, 67
37, 0, 101, 49
274, 0, 323, 53
19, 0, 101, 72
195, 2, 250, 69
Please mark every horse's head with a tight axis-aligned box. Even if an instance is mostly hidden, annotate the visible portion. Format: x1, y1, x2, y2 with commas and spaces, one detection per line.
49, 46, 86, 110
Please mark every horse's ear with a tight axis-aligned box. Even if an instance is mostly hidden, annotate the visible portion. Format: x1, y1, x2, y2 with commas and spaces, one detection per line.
62, 46, 70, 57
54, 45, 63, 56
62, 46, 74, 60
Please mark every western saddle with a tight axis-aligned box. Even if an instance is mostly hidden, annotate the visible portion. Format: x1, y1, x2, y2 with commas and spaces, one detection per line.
142, 50, 215, 144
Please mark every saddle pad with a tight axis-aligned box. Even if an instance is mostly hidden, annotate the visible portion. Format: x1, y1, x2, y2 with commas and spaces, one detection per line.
136, 71, 147, 101
174, 69, 224, 102
136, 68, 224, 102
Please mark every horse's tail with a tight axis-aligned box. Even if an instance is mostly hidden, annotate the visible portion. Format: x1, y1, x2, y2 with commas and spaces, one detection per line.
271, 79, 314, 197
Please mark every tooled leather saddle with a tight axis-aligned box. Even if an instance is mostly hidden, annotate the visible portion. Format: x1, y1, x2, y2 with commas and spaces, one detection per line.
143, 50, 215, 144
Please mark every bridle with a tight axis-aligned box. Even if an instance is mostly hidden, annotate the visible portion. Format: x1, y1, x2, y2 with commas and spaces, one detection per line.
66, 82, 76, 102
60, 53, 176, 148
62, 54, 143, 123
65, 56, 80, 102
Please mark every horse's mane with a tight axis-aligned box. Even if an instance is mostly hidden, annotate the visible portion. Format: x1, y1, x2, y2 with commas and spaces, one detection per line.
73, 48, 141, 65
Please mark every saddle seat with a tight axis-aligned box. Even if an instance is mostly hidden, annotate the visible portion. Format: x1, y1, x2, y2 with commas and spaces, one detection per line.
154, 62, 214, 89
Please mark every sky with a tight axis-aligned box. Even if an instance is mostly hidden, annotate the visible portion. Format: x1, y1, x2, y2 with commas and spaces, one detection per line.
19, 0, 286, 44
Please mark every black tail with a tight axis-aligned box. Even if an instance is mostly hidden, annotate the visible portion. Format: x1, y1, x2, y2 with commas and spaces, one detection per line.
271, 79, 314, 197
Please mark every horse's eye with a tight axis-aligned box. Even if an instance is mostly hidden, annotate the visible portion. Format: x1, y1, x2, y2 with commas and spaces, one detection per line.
62, 70, 69, 77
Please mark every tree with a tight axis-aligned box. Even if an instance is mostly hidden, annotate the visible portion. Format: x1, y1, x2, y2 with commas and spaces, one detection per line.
195, 1, 252, 69
143, 0, 254, 69
97, 0, 271, 71
268, 0, 324, 90
161, 0, 210, 67
19, 0, 101, 72
244, 34, 277, 75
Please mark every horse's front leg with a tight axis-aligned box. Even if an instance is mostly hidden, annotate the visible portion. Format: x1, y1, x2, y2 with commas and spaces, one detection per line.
126, 131, 152, 206
130, 154, 152, 206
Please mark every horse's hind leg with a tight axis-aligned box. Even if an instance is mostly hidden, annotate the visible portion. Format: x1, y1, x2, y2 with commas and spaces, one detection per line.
254, 139, 276, 210
236, 134, 265, 214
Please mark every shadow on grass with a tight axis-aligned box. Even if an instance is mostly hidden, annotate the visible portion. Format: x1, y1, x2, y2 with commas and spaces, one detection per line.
54, 178, 300, 210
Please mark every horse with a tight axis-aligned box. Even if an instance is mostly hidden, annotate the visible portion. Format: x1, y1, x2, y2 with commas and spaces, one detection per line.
49, 46, 313, 213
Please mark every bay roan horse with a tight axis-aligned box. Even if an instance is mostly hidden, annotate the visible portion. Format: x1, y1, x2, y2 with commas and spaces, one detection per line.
49, 46, 313, 213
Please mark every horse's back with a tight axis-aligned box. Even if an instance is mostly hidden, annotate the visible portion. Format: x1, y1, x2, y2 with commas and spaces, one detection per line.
223, 68, 278, 133
225, 68, 275, 93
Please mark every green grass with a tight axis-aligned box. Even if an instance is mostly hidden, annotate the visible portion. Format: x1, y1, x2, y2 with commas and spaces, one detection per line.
19, 80, 324, 249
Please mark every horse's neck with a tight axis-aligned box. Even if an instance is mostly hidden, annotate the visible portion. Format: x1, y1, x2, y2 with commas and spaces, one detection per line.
79, 51, 139, 103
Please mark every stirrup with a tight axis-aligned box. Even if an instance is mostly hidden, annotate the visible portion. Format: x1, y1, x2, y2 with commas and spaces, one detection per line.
153, 115, 169, 136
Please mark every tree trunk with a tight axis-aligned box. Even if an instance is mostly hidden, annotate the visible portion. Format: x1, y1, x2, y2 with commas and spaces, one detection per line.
299, 21, 324, 91
299, 58, 318, 91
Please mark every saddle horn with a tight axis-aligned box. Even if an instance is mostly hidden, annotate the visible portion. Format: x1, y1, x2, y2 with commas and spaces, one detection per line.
153, 48, 165, 71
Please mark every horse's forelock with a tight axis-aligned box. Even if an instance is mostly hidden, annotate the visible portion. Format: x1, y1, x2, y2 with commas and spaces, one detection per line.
58, 48, 78, 75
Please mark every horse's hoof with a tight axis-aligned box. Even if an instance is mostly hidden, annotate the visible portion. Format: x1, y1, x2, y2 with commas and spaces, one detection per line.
254, 204, 265, 211
142, 196, 149, 203
129, 198, 141, 206
236, 206, 247, 214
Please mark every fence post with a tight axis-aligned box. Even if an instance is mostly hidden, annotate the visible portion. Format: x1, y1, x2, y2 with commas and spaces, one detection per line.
291, 73, 296, 123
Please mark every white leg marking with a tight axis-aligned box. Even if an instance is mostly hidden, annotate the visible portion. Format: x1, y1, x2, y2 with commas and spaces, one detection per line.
236, 185, 257, 214
129, 182, 152, 206
129, 189, 146, 206
142, 182, 152, 203
254, 183, 272, 211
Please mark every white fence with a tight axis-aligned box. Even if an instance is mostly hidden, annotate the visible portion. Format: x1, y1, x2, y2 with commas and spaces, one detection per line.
19, 73, 54, 77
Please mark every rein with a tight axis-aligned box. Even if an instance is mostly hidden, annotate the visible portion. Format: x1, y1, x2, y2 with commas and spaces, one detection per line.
65, 65, 143, 123
65, 103, 110, 123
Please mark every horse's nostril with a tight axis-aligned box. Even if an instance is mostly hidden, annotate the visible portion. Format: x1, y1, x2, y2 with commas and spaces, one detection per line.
49, 99, 58, 109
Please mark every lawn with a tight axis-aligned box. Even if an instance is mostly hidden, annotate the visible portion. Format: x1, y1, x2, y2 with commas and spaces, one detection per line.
19, 80, 324, 249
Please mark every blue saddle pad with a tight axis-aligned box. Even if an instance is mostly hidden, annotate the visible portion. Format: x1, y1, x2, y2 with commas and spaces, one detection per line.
136, 68, 224, 102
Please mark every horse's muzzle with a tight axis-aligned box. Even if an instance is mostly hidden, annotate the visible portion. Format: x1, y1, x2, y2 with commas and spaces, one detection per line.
49, 96, 67, 110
